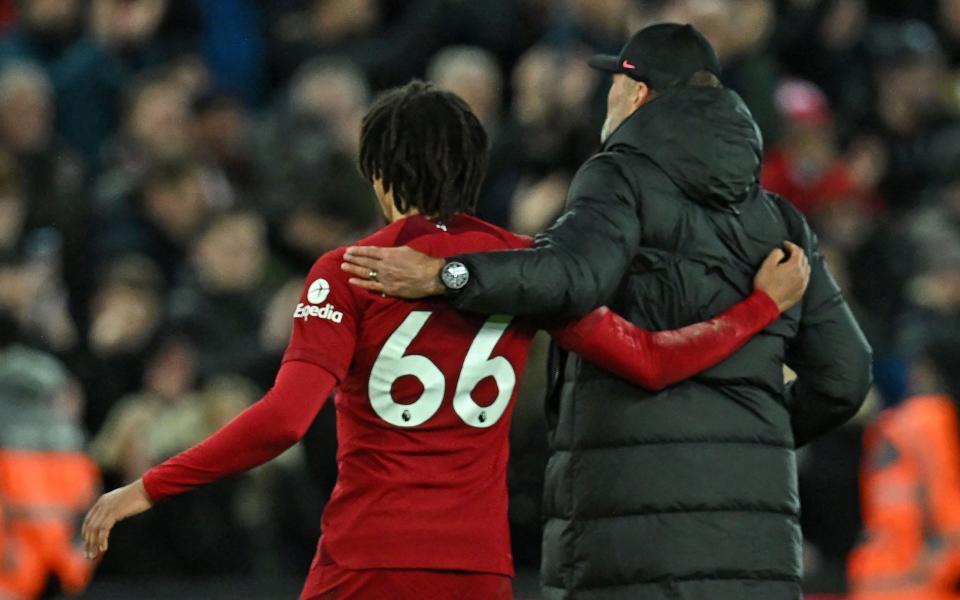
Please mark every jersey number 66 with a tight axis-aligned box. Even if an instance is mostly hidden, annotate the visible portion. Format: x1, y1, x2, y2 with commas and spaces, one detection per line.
368, 311, 516, 429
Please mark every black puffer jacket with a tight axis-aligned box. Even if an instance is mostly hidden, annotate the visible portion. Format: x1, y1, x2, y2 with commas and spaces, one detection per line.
448, 87, 872, 600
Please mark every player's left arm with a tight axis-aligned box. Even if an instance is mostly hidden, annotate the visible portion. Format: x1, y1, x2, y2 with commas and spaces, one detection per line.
81, 361, 336, 559
549, 244, 810, 390
82, 254, 359, 560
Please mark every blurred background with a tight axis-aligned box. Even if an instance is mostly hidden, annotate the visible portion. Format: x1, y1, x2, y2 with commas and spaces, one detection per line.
0, 0, 958, 598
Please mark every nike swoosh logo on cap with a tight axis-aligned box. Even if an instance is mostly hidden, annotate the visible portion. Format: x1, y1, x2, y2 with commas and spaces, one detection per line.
622, 60, 637, 69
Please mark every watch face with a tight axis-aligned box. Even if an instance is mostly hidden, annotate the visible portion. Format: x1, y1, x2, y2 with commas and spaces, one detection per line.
442, 261, 470, 290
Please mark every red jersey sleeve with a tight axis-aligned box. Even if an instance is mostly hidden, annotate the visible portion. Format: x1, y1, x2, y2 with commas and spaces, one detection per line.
142, 361, 336, 502
282, 251, 360, 382
549, 290, 780, 391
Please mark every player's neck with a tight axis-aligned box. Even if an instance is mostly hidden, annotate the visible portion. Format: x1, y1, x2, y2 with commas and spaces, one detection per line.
387, 207, 421, 223
387, 208, 446, 224
377, 184, 437, 223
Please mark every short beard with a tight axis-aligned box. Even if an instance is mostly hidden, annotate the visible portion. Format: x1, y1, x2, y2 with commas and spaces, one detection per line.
600, 114, 618, 144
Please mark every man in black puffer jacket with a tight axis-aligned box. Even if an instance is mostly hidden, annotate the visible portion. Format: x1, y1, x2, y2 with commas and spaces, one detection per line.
342, 23, 873, 600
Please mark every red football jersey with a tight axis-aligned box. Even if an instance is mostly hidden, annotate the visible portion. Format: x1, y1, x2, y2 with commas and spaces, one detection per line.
283, 214, 536, 576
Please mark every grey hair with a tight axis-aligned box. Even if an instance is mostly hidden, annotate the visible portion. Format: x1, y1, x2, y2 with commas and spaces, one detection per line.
427, 45, 502, 90
685, 70, 723, 89
289, 58, 370, 115
0, 62, 52, 106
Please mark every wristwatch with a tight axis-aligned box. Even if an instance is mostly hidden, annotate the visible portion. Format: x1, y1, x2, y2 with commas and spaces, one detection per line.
440, 260, 470, 291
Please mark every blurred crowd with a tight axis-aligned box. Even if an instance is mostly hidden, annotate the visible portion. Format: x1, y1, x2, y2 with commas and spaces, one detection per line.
0, 0, 959, 598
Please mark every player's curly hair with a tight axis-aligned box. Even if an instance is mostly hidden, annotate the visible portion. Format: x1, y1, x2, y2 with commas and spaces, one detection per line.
359, 80, 489, 222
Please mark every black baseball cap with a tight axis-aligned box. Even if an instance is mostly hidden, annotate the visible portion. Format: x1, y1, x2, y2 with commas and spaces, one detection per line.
588, 23, 721, 90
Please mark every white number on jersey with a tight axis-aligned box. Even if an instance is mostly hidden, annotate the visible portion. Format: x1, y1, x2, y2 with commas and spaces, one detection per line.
368, 311, 516, 429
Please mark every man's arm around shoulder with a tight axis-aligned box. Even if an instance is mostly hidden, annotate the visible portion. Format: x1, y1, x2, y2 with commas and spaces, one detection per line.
343, 153, 642, 319
450, 154, 641, 318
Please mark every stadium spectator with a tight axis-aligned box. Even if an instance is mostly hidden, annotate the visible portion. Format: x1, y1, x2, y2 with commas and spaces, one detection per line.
0, 235, 77, 355
0, 60, 86, 234
191, 92, 255, 198
285, 58, 369, 157
117, 70, 193, 162
0, 62, 93, 322
762, 78, 878, 216
428, 46, 502, 129
75, 254, 164, 435
504, 44, 599, 234
255, 59, 378, 267
0, 0, 121, 156
0, 342, 98, 599
93, 70, 195, 215
879, 169, 960, 400
169, 210, 292, 385
510, 44, 599, 176
88, 0, 171, 61
428, 46, 520, 227
849, 331, 960, 599
267, 0, 519, 90
906, 168, 960, 276
776, 0, 874, 125
862, 19, 955, 212
97, 157, 210, 287
541, 0, 631, 53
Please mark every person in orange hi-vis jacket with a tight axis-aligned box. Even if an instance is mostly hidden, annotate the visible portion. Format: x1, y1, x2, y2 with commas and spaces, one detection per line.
0, 345, 99, 600
849, 332, 960, 600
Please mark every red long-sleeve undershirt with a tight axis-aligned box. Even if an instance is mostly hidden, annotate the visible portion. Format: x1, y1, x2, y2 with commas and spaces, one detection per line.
142, 360, 336, 502
142, 290, 779, 503
549, 290, 780, 391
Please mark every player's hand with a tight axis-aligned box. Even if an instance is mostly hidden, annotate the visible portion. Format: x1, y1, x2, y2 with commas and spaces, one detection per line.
82, 479, 153, 560
342, 246, 446, 298
753, 241, 811, 313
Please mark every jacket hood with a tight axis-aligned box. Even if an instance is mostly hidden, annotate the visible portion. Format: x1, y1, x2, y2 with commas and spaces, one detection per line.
602, 86, 763, 211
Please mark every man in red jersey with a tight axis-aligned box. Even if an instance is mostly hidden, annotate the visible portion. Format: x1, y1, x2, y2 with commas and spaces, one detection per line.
81, 81, 808, 600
